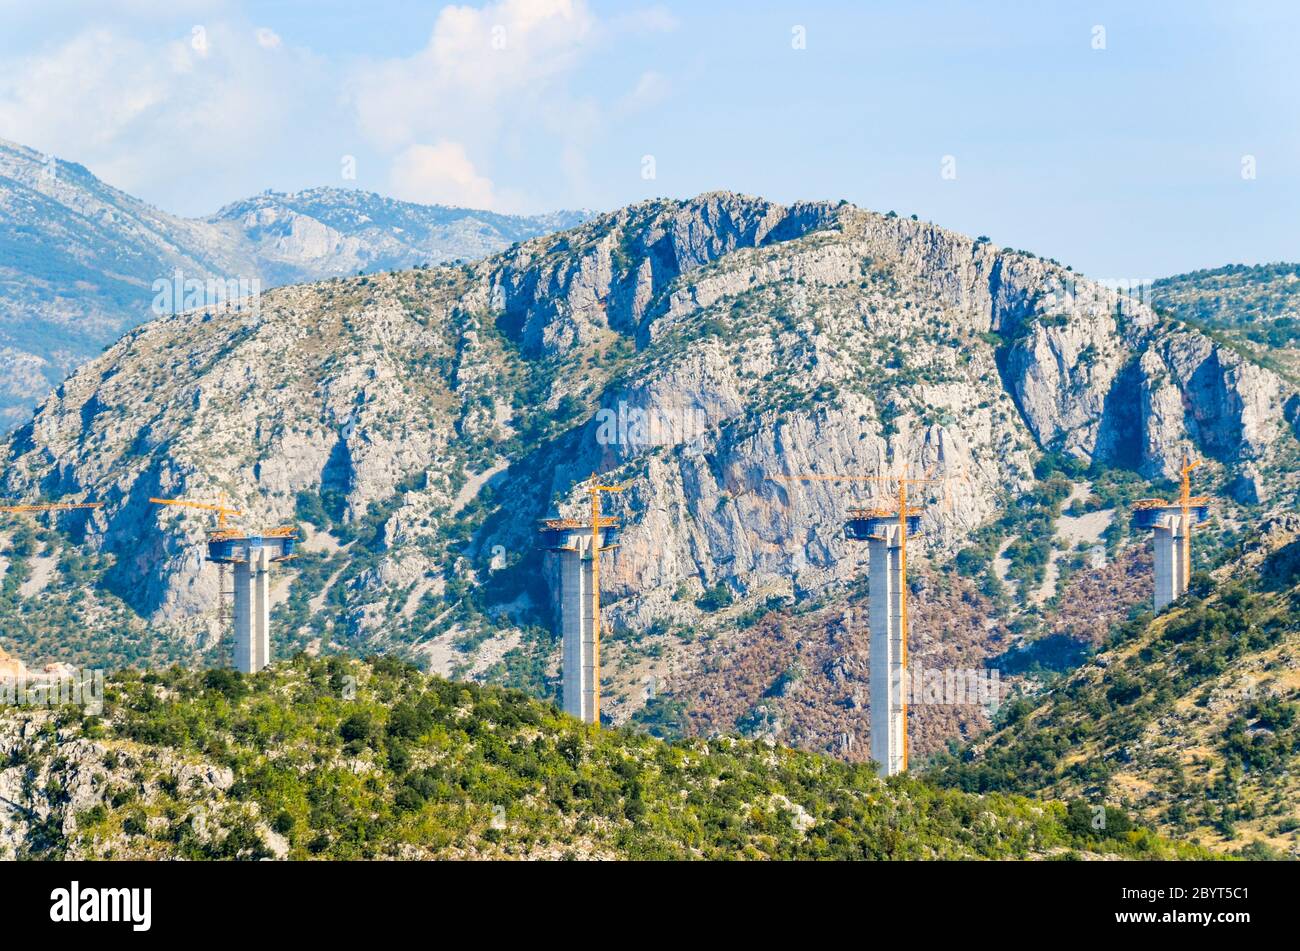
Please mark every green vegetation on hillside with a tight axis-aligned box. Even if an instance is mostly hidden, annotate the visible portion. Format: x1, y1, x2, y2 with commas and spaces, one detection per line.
952, 454, 1149, 611
1151, 263, 1300, 327
4, 656, 1205, 860
1151, 263, 1300, 381
0, 513, 157, 668
930, 529, 1300, 857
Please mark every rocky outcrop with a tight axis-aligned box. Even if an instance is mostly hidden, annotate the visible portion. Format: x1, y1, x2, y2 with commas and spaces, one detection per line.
0, 707, 244, 859
992, 274, 1289, 480
480, 191, 842, 354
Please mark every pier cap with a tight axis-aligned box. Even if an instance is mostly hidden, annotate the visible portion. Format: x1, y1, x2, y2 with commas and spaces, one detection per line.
206, 526, 298, 564
1131, 497, 1210, 530
844, 505, 924, 540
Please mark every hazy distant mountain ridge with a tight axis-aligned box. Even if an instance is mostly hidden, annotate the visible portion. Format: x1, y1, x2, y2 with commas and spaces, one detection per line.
207, 187, 592, 285
0, 138, 589, 428
0, 140, 255, 426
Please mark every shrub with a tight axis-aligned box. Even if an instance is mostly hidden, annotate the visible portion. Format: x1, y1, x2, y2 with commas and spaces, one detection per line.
695, 583, 733, 612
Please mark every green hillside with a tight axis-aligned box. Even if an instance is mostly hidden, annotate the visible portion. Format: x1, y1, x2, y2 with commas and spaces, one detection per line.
0, 655, 1205, 860
929, 517, 1300, 858
1151, 263, 1300, 327
1151, 263, 1300, 380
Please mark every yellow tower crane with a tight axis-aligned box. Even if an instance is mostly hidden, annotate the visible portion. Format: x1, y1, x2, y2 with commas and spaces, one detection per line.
0, 501, 103, 531
0, 502, 102, 515
149, 497, 242, 529
1177, 456, 1203, 587
149, 498, 245, 622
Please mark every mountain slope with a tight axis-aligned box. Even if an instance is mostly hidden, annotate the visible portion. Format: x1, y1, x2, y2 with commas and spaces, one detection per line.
0, 192, 1296, 761
0, 138, 588, 429
1150, 263, 1300, 382
0, 140, 255, 427
929, 514, 1300, 857
0, 654, 1201, 860
1151, 263, 1300, 327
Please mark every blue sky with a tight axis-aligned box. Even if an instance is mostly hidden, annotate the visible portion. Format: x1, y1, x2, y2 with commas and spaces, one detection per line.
1, 0, 1297, 277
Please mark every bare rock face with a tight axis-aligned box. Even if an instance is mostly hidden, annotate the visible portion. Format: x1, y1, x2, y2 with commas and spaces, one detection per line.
0, 191, 1296, 678
1134, 331, 1286, 478
993, 272, 1290, 481
0, 708, 243, 859
481, 192, 842, 355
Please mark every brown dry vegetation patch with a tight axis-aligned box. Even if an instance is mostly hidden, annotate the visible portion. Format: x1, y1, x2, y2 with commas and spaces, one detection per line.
1044, 545, 1152, 647
670, 565, 1018, 765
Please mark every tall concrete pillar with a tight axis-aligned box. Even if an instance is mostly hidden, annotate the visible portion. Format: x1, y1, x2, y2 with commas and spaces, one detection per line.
207, 531, 296, 675
868, 525, 906, 777
1137, 498, 1208, 614
232, 554, 256, 674
231, 545, 272, 673
561, 532, 597, 722
538, 526, 610, 724
1152, 514, 1188, 611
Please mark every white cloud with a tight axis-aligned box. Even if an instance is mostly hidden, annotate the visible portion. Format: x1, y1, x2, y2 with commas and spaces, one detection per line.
621, 70, 670, 112
345, 0, 648, 211
388, 141, 499, 209
0, 24, 329, 213
349, 0, 597, 153
0, 30, 167, 155
0, 1, 678, 214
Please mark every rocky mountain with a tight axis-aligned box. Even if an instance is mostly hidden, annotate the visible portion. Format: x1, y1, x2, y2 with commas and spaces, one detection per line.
930, 514, 1300, 858
0, 138, 589, 430
0, 654, 1201, 860
1, 191, 1297, 765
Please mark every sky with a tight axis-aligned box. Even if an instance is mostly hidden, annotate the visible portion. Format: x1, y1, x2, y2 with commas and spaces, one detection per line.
0, 0, 1297, 278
